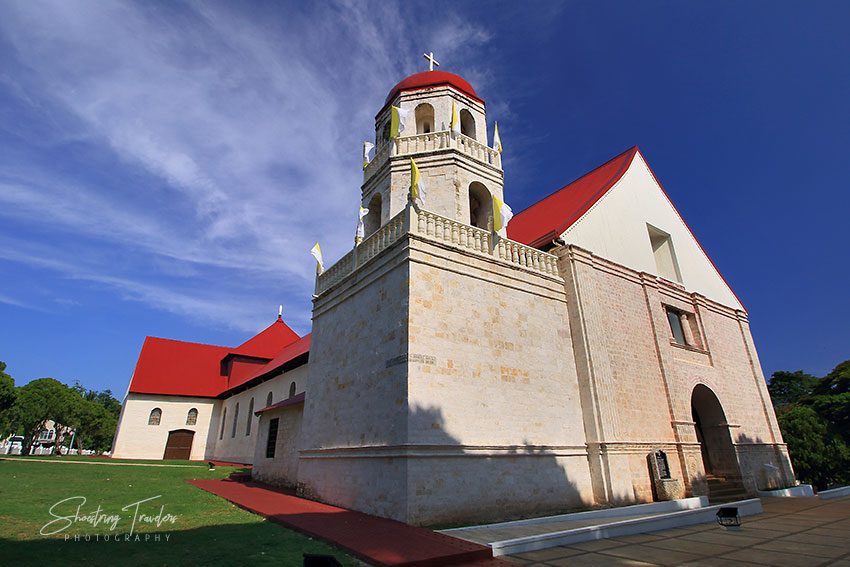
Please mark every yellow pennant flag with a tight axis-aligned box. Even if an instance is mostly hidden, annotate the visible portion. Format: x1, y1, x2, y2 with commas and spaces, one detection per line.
493, 194, 513, 231
451, 100, 460, 137
310, 243, 324, 275
493, 121, 502, 154
410, 158, 426, 206
356, 206, 369, 239
390, 106, 409, 138
363, 141, 375, 168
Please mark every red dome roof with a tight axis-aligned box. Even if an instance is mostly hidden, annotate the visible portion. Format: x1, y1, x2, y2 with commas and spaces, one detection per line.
384, 71, 483, 106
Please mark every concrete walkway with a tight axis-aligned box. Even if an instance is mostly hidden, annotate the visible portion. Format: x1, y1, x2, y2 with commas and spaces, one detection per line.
506, 496, 850, 567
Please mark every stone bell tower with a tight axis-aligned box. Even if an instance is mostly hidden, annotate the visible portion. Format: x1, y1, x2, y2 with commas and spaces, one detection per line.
298, 63, 589, 526
360, 69, 505, 237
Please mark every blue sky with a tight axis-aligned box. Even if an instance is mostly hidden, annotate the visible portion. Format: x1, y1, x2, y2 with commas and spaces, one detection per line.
1, 1, 848, 396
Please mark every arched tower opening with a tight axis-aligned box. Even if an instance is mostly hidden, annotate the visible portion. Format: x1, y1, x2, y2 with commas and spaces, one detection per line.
691, 384, 740, 479
364, 193, 382, 236
468, 182, 492, 230
415, 103, 435, 134
460, 109, 476, 139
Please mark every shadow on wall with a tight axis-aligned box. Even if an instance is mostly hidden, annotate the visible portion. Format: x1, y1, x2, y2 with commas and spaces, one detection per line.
734, 431, 793, 491
406, 404, 588, 526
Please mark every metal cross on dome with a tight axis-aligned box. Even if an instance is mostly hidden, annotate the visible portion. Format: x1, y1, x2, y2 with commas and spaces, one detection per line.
423, 52, 440, 71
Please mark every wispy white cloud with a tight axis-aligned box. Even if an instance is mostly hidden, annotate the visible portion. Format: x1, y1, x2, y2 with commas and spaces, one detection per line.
0, 293, 49, 313
0, 0, 495, 332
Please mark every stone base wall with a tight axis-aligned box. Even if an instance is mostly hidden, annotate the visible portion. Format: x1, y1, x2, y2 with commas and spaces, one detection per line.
296, 449, 593, 526
406, 452, 593, 526
296, 452, 409, 521
735, 442, 795, 492
252, 405, 304, 488
591, 442, 689, 505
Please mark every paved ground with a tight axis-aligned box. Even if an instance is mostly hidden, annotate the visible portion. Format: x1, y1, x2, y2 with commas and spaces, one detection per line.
447, 511, 664, 544
189, 476, 850, 567
506, 496, 850, 567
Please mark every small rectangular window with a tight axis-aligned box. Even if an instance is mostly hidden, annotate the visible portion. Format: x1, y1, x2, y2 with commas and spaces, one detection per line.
266, 418, 279, 459
667, 307, 686, 345
648, 224, 682, 283
666, 305, 705, 349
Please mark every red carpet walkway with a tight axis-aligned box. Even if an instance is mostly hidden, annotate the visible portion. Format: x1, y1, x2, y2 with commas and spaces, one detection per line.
188, 479, 516, 567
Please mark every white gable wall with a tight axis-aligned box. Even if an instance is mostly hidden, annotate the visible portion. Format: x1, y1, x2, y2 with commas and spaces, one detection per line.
561, 153, 743, 310
111, 393, 217, 460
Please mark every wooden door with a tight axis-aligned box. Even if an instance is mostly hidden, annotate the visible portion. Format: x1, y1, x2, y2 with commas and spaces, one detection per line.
163, 429, 194, 460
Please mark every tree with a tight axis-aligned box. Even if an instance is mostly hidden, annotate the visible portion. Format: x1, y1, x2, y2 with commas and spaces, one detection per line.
767, 370, 818, 409
0, 365, 123, 454
74, 401, 118, 453
0, 361, 16, 436
810, 360, 850, 435
776, 405, 850, 489
13, 378, 75, 455
64, 382, 122, 453
769, 360, 850, 490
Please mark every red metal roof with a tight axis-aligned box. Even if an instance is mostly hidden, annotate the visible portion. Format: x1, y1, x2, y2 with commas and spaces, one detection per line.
384, 70, 483, 106
128, 320, 308, 399
508, 147, 638, 249
236, 317, 299, 357
225, 334, 311, 393
254, 391, 305, 415
128, 337, 231, 398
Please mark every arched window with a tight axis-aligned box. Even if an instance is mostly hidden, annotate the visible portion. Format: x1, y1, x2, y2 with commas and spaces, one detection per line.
289, 382, 297, 398
460, 109, 476, 139
381, 122, 391, 145
364, 193, 382, 238
148, 408, 162, 426
186, 408, 198, 426
246, 398, 254, 436
468, 182, 493, 229
219, 407, 227, 440
231, 403, 239, 438
266, 392, 273, 407
415, 103, 435, 134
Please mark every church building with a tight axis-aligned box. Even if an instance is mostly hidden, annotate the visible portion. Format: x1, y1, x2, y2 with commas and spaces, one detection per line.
111, 67, 796, 526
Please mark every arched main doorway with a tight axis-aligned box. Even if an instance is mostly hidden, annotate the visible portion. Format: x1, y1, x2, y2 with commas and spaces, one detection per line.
163, 429, 195, 460
691, 385, 740, 478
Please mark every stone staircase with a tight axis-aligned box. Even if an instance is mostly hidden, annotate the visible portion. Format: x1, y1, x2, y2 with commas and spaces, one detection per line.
706, 475, 750, 503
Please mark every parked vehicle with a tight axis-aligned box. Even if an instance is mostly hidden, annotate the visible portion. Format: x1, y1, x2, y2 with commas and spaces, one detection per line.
5, 436, 24, 455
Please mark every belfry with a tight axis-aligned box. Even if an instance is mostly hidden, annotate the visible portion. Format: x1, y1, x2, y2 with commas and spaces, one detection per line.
361, 69, 505, 236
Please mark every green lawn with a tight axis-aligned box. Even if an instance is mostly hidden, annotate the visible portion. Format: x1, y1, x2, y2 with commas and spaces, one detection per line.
0, 456, 361, 567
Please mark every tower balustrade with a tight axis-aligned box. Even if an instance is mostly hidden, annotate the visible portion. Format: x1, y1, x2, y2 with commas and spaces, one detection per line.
364, 130, 501, 181
315, 204, 558, 295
